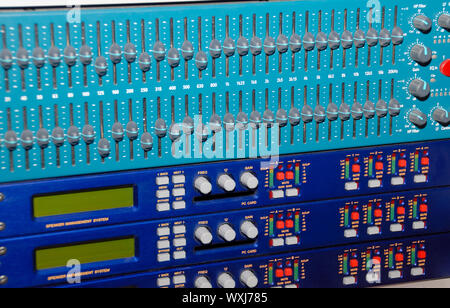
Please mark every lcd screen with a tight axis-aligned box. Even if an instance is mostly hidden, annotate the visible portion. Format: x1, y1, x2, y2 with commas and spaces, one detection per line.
35, 237, 135, 270
33, 186, 134, 218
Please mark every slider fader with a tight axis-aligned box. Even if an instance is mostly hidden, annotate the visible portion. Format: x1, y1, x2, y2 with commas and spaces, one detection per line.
0, 0, 449, 288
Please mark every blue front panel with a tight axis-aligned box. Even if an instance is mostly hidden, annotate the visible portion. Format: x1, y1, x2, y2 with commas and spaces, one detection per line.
0, 139, 447, 238
1, 186, 450, 288
59, 233, 450, 288
0, 0, 448, 183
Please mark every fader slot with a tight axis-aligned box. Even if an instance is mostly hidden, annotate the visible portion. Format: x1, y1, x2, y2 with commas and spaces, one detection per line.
1, 25, 11, 91
21, 107, 32, 170
264, 13, 275, 75
95, 22, 107, 86
80, 22, 92, 87
17, 24, 28, 90
49, 24, 61, 89
139, 19, 150, 83
127, 99, 138, 160
98, 101, 111, 162
37, 106, 46, 169
65, 23, 77, 88
33, 24, 43, 90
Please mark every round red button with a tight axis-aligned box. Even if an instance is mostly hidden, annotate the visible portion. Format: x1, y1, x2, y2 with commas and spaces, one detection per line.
440, 59, 450, 77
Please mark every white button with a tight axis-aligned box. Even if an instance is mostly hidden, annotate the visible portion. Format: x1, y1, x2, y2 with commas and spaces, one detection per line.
173, 238, 187, 247
343, 276, 356, 286
240, 172, 259, 190
240, 270, 258, 288
388, 270, 402, 279
173, 250, 186, 260
156, 190, 170, 199
345, 181, 358, 191
195, 226, 213, 245
390, 223, 403, 232
368, 179, 381, 188
414, 174, 427, 183
284, 284, 298, 288
344, 229, 358, 238
173, 275, 186, 285
172, 188, 185, 197
157, 253, 170, 262
156, 203, 170, 212
173, 225, 186, 234
218, 223, 237, 242
157, 277, 170, 287
367, 226, 380, 235
172, 174, 186, 184
172, 201, 186, 210
217, 174, 236, 192
194, 176, 212, 195
366, 271, 380, 284
157, 227, 170, 236
413, 221, 425, 230
240, 220, 259, 239
411, 267, 425, 276
271, 238, 284, 247
286, 188, 299, 197
157, 240, 170, 249
285, 236, 299, 245
391, 176, 405, 186
156, 176, 169, 186
270, 190, 284, 199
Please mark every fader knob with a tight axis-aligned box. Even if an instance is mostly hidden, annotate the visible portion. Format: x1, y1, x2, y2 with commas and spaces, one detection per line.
316, 32, 328, 51
240, 270, 258, 288
194, 176, 212, 195
353, 29, 366, 48
413, 15, 432, 33
195, 276, 212, 288
302, 32, 315, 51
391, 27, 404, 45
379, 28, 391, 47
195, 226, 213, 245
363, 101, 376, 119
240, 220, 258, 239
409, 109, 427, 128
217, 272, 236, 288
218, 223, 236, 242
240, 172, 258, 190
432, 108, 449, 126
218, 174, 236, 192
410, 44, 432, 66
438, 14, 450, 31
388, 99, 401, 117
409, 79, 430, 100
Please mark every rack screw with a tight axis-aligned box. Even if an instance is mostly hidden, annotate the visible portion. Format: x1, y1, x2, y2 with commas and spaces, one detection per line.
0, 276, 7, 285
0, 247, 6, 256
0, 193, 4, 202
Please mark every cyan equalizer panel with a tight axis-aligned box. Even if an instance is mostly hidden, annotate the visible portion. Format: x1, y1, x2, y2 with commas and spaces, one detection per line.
0, 0, 449, 183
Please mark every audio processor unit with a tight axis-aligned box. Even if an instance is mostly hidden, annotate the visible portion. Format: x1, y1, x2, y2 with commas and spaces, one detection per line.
0, 0, 449, 288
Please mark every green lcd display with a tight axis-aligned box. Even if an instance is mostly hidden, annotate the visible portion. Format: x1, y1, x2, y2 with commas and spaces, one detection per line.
35, 237, 135, 270
33, 186, 134, 218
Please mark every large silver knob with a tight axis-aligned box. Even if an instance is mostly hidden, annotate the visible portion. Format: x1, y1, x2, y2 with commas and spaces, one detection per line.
195, 226, 213, 245
439, 14, 450, 31
409, 79, 430, 100
217, 174, 236, 192
218, 223, 236, 242
240, 172, 259, 190
195, 276, 212, 288
194, 176, 212, 195
410, 44, 432, 66
409, 109, 427, 128
432, 108, 449, 126
240, 220, 258, 239
413, 15, 432, 33
240, 270, 258, 288
217, 272, 236, 288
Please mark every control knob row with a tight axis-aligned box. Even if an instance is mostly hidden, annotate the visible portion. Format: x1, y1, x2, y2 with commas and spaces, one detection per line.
194, 220, 258, 245
194, 270, 258, 288
194, 172, 259, 195
409, 107, 449, 128
413, 14, 450, 32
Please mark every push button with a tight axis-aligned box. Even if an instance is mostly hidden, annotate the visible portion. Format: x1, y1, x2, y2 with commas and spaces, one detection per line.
285, 171, 294, 180
270, 190, 285, 199
156, 176, 169, 186
413, 221, 425, 230
414, 174, 427, 183
172, 174, 186, 184
344, 229, 357, 238
440, 59, 450, 77
345, 181, 358, 191
343, 276, 356, 286
157, 277, 171, 287
270, 238, 284, 247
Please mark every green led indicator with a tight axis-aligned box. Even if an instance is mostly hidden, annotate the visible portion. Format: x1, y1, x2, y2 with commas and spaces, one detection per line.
269, 168, 274, 187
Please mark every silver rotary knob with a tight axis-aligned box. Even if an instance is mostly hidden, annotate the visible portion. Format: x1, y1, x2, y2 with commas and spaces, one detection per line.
195, 226, 213, 245
195, 276, 212, 288
194, 176, 212, 195
240, 270, 258, 288
240, 172, 259, 190
240, 220, 258, 239
217, 272, 236, 288
217, 174, 236, 192
218, 223, 236, 242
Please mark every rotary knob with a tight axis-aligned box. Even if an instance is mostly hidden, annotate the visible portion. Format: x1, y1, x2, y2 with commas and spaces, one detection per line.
194, 176, 212, 195
240, 172, 258, 190
409, 79, 430, 100
409, 109, 427, 128
217, 272, 236, 288
240, 270, 258, 288
410, 44, 432, 66
195, 276, 212, 288
217, 174, 236, 192
432, 108, 449, 126
438, 14, 450, 31
413, 15, 432, 33
218, 223, 236, 242
195, 226, 213, 245
240, 220, 258, 239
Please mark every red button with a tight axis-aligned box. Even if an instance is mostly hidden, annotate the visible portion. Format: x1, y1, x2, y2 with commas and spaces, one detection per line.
421, 157, 429, 166
375, 161, 384, 171
372, 256, 381, 264
276, 220, 285, 229
276, 172, 285, 181
395, 253, 404, 262
420, 204, 428, 213
352, 164, 361, 173
350, 259, 359, 268
351, 212, 360, 221
397, 206, 405, 216
285, 171, 294, 180
284, 268, 293, 277
440, 59, 450, 77
275, 269, 284, 278
374, 209, 383, 218
285, 219, 294, 228
398, 159, 407, 168
418, 250, 427, 259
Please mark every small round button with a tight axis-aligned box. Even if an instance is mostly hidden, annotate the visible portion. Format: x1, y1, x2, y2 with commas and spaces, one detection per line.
440, 59, 450, 77
195, 276, 212, 288
217, 174, 236, 192
240, 220, 258, 239
240, 172, 259, 190
240, 270, 258, 288
217, 272, 236, 288
218, 223, 236, 242
195, 226, 213, 245
194, 176, 212, 195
